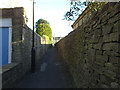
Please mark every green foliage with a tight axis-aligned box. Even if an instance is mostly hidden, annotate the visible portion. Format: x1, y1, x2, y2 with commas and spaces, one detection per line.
41, 35, 53, 44
36, 19, 52, 41
64, 1, 86, 21
64, 0, 105, 21
36, 19, 49, 28
87, 2, 105, 12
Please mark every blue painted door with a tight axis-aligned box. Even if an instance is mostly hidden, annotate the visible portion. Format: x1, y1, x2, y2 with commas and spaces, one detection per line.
0, 27, 9, 66
0, 28, 2, 66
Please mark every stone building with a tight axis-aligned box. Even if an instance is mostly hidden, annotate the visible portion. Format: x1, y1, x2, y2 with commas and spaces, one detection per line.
0, 7, 50, 89
53, 37, 63, 44
0, 0, 33, 29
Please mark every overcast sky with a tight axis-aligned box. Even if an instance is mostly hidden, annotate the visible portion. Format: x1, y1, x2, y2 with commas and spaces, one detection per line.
34, 0, 74, 37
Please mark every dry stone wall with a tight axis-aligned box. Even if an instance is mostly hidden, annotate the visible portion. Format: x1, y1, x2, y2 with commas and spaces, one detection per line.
56, 2, 120, 88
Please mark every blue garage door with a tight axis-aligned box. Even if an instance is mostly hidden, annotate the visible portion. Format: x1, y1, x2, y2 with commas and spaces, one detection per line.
0, 27, 9, 66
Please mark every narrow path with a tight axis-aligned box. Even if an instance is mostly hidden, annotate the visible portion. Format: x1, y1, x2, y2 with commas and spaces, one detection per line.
14, 47, 74, 88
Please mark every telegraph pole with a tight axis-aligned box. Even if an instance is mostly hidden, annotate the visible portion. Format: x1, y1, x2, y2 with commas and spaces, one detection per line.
31, 0, 35, 73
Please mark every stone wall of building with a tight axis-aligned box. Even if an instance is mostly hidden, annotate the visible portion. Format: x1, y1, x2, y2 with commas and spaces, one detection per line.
1, 7, 50, 88
56, 2, 120, 88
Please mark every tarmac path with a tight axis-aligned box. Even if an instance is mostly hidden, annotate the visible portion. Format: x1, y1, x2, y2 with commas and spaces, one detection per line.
14, 47, 74, 88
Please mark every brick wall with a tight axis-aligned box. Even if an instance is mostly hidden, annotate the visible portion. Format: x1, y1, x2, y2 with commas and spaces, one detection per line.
1, 7, 50, 88
56, 2, 120, 88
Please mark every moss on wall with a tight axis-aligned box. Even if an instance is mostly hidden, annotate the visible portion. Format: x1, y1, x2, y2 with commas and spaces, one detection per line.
56, 2, 120, 88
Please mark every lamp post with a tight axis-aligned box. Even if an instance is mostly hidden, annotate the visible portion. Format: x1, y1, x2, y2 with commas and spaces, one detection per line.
31, 0, 35, 73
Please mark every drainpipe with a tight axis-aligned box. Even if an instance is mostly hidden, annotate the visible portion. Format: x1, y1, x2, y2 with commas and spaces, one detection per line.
31, 0, 35, 73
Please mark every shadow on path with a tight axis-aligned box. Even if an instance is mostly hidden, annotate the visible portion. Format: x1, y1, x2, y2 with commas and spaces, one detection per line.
14, 46, 74, 88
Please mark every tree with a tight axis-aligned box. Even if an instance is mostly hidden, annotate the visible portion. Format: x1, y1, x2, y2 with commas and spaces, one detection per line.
36, 19, 52, 41
36, 19, 49, 28
64, 1, 86, 21
64, 0, 105, 21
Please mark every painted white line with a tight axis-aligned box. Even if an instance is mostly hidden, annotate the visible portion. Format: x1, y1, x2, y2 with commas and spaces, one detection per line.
40, 63, 48, 72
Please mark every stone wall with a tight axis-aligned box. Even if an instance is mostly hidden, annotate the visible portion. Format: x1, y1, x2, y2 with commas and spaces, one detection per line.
1, 7, 50, 88
56, 2, 120, 88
